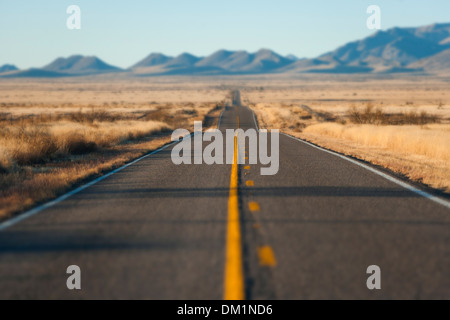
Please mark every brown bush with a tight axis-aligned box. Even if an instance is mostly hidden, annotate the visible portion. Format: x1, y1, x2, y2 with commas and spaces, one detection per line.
12, 128, 58, 165
348, 104, 438, 125
65, 137, 98, 155
393, 111, 439, 125
0, 164, 8, 174
144, 109, 173, 122
182, 108, 198, 116
349, 103, 386, 124
69, 110, 121, 123
142, 108, 185, 128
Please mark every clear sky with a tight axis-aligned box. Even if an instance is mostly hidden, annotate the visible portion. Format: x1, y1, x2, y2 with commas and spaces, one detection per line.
1, 0, 449, 69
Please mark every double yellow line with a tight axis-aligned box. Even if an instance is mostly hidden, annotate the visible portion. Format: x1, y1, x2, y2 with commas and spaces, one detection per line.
223, 114, 277, 299
224, 119, 244, 300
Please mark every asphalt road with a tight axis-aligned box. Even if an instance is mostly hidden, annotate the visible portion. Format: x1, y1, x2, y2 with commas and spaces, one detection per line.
0, 91, 450, 299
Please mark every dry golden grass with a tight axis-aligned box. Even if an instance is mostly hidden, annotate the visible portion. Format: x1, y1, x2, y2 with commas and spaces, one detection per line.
0, 120, 170, 166
251, 103, 320, 131
300, 125, 450, 193
0, 77, 227, 105
0, 136, 172, 218
0, 78, 226, 220
0, 101, 216, 169
305, 123, 450, 159
245, 77, 450, 193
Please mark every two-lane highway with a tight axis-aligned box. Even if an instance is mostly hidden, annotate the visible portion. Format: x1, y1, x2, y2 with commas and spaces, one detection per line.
0, 90, 450, 299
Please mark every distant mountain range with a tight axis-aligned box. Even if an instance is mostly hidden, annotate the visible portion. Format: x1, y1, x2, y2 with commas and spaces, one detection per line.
129, 49, 294, 75
2, 23, 450, 77
42, 55, 122, 75
0, 64, 18, 73
307, 22, 450, 74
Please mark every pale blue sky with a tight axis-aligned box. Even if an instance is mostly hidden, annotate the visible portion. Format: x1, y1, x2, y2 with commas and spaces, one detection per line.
1, 0, 449, 69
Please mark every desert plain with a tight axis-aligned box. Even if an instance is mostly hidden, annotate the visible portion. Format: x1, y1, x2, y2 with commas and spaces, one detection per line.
0, 74, 449, 219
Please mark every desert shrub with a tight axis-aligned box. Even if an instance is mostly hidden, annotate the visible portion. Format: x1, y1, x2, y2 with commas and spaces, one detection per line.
395, 111, 438, 125
0, 163, 8, 174
11, 127, 58, 165
0, 149, 12, 174
65, 136, 98, 155
144, 109, 173, 122
349, 103, 386, 124
348, 104, 438, 125
69, 110, 120, 123
182, 108, 198, 116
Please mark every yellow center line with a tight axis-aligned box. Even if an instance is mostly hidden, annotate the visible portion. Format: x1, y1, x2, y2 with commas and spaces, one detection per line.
246, 180, 254, 187
249, 202, 260, 212
244, 166, 250, 170
224, 119, 244, 300
258, 246, 277, 267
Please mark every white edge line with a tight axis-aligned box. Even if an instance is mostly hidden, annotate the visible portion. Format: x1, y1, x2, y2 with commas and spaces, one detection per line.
252, 111, 260, 131
0, 136, 191, 232
281, 132, 450, 210
218, 108, 225, 130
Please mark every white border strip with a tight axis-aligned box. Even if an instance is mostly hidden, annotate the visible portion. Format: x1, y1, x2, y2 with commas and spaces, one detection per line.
252, 112, 260, 131
218, 109, 225, 130
0, 141, 179, 232
282, 133, 450, 210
